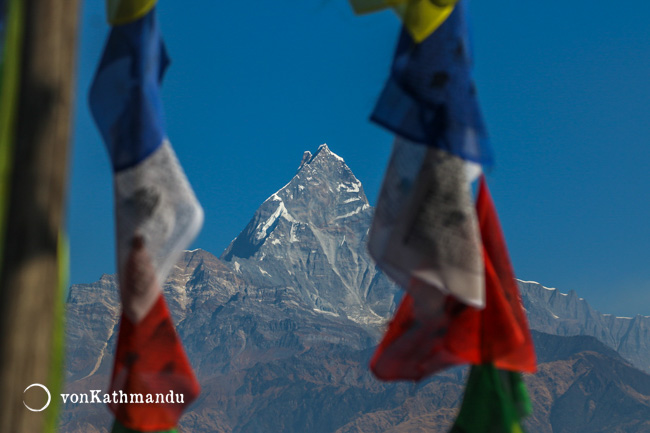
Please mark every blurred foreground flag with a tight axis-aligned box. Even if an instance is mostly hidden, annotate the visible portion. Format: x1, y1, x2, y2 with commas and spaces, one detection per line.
368, 136, 483, 381
89, 3, 202, 432
370, 283, 479, 381
371, 0, 492, 166
368, 137, 484, 308
349, 0, 458, 43
474, 177, 536, 373
106, 0, 158, 25
450, 364, 532, 433
356, 0, 535, 427
370, 176, 536, 380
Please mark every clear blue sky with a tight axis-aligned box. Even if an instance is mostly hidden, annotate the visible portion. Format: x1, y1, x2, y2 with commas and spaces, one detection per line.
69, 1, 650, 317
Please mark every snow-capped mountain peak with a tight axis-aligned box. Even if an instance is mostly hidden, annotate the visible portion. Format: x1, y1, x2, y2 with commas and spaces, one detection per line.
221, 144, 396, 325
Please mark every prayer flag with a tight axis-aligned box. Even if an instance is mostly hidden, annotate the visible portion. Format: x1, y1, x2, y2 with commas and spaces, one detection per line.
370, 176, 536, 380
110, 285, 199, 431
450, 364, 532, 433
354, 0, 535, 426
368, 136, 482, 381
106, 0, 158, 25
89, 6, 168, 173
475, 177, 536, 373
368, 136, 484, 308
349, 0, 458, 43
89, 7, 203, 291
89, 6, 202, 432
370, 282, 479, 381
371, 0, 492, 166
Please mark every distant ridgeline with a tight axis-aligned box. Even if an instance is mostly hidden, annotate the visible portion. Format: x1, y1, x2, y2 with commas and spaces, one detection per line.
63, 146, 650, 433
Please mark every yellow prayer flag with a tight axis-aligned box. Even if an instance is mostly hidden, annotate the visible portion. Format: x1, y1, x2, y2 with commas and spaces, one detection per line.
106, 0, 158, 26
349, 0, 457, 43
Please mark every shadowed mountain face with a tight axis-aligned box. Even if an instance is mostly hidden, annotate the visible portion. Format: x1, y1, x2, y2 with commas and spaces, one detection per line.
62, 146, 650, 433
526, 332, 650, 433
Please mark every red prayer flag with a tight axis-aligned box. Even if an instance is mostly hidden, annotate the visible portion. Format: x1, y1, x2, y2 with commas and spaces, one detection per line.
110, 294, 200, 431
370, 282, 478, 381
476, 176, 536, 373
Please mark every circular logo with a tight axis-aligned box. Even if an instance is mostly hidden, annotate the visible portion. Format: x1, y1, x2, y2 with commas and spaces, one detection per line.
23, 383, 51, 412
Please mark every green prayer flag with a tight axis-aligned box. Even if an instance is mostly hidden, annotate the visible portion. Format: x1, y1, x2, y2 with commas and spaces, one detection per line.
450, 364, 532, 433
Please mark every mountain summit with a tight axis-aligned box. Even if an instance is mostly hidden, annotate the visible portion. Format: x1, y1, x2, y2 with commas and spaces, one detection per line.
221, 144, 397, 325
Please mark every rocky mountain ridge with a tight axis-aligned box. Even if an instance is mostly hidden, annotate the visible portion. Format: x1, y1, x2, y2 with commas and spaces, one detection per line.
221, 144, 397, 326
520, 280, 650, 373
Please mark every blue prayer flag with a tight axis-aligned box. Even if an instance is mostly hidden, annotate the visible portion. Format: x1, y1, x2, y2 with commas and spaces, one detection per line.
89, 8, 169, 172
371, 0, 492, 166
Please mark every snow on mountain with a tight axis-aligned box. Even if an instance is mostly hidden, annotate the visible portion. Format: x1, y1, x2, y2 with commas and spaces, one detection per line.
221, 144, 397, 325
519, 279, 650, 373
